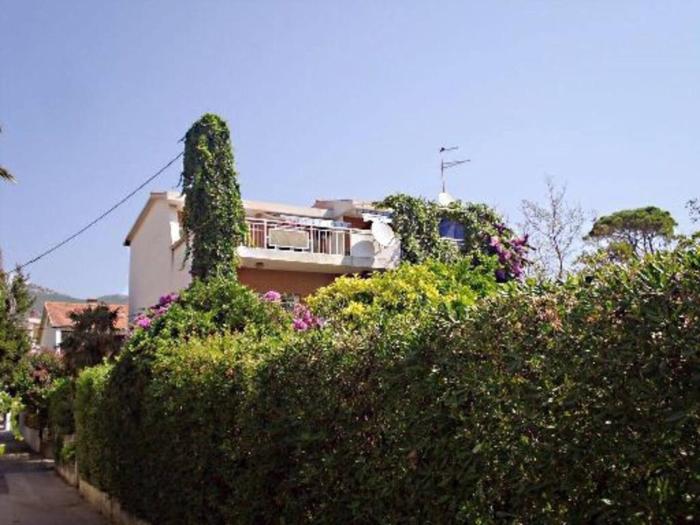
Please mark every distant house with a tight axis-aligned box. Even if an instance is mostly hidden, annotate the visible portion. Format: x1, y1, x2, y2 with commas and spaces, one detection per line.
25, 314, 41, 350
124, 192, 400, 318
37, 300, 129, 352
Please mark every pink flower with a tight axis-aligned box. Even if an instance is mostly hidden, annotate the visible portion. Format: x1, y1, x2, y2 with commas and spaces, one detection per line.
262, 290, 282, 302
157, 293, 179, 307
135, 315, 151, 330
292, 318, 309, 331
292, 303, 325, 331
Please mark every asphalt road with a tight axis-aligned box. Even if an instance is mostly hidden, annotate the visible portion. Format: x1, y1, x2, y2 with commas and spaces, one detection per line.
0, 430, 105, 525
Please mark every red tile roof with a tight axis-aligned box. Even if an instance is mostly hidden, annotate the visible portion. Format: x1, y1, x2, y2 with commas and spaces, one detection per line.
43, 302, 129, 331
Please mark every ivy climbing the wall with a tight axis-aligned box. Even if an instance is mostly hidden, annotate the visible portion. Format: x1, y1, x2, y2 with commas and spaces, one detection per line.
181, 114, 247, 280
377, 193, 529, 281
377, 194, 457, 264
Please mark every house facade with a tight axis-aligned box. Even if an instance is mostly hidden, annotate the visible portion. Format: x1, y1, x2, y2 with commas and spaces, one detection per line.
124, 192, 400, 318
38, 301, 129, 352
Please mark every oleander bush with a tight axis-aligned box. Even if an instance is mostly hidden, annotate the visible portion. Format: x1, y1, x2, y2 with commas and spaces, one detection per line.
72, 247, 699, 523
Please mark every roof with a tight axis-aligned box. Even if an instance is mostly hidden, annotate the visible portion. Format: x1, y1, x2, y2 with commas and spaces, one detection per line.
244, 199, 333, 219
43, 301, 129, 330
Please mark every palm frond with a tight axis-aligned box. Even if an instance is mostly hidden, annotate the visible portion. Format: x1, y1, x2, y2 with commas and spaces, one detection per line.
0, 166, 16, 183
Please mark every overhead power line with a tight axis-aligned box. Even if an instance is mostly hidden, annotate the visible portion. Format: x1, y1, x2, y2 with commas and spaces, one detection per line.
15, 151, 184, 272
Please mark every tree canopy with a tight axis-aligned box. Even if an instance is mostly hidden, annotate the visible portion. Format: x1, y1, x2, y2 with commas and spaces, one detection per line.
687, 198, 699, 224
586, 206, 676, 257
181, 114, 246, 280
0, 266, 31, 389
60, 303, 124, 375
521, 178, 585, 279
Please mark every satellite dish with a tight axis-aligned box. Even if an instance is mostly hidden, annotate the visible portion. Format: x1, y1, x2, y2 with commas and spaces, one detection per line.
371, 221, 397, 247
437, 192, 456, 206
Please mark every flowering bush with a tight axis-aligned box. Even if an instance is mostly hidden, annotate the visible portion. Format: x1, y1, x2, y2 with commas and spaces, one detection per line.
262, 290, 323, 331
133, 293, 180, 331
125, 276, 288, 357
261, 290, 281, 303
488, 224, 530, 282
291, 304, 324, 331
377, 193, 530, 281
12, 350, 66, 431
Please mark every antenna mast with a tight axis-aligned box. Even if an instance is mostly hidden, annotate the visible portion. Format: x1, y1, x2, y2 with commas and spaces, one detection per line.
439, 146, 470, 193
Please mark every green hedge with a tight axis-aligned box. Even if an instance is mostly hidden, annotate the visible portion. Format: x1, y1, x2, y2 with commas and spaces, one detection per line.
75, 364, 112, 487
47, 377, 74, 459
74, 249, 699, 523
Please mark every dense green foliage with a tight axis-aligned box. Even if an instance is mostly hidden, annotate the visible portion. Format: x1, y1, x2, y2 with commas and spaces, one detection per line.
12, 350, 64, 429
74, 276, 287, 520
0, 390, 23, 440
181, 114, 247, 280
61, 303, 123, 375
74, 364, 112, 486
68, 247, 699, 523
0, 268, 31, 389
587, 206, 677, 256
309, 258, 498, 331
378, 193, 506, 263
378, 194, 528, 281
128, 275, 287, 355
47, 377, 74, 459
377, 194, 457, 263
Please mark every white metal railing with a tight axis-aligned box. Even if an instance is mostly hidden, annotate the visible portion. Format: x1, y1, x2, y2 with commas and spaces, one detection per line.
245, 218, 353, 256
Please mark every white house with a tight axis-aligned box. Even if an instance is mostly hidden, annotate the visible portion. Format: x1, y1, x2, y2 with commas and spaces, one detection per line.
124, 192, 400, 318
37, 301, 129, 351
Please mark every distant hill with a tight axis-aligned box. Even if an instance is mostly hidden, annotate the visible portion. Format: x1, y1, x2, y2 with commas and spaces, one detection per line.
27, 283, 128, 317
95, 294, 129, 305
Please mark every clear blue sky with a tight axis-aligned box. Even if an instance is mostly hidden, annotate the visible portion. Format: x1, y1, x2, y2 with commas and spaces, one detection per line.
1, 2, 698, 297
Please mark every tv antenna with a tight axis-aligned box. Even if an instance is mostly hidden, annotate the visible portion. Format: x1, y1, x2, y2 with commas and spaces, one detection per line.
439, 146, 470, 194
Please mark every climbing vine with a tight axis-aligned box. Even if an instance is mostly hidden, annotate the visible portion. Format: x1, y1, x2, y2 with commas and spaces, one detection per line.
181, 114, 247, 280
377, 194, 457, 264
377, 193, 529, 281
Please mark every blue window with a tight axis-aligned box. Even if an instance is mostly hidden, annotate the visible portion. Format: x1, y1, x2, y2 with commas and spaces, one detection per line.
439, 218, 464, 240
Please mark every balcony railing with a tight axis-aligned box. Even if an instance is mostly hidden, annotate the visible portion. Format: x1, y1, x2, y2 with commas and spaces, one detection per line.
244, 218, 353, 256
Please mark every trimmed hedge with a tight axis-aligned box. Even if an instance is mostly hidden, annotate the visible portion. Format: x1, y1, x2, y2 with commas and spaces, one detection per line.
75, 364, 112, 487
74, 248, 699, 523
47, 377, 74, 459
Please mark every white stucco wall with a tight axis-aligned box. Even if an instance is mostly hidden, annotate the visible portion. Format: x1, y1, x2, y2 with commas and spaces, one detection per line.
38, 317, 61, 350
128, 198, 189, 318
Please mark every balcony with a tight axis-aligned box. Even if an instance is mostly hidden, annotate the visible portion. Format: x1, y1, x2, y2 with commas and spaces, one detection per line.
245, 218, 351, 255
240, 217, 399, 273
